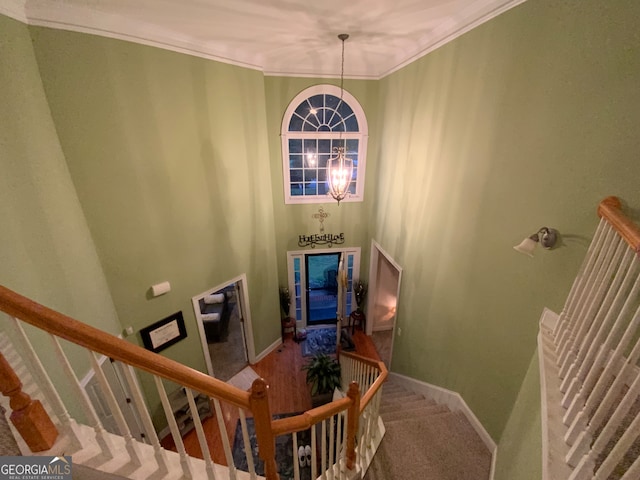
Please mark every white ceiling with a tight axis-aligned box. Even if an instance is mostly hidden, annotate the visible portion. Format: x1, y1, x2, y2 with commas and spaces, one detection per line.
2, 0, 526, 79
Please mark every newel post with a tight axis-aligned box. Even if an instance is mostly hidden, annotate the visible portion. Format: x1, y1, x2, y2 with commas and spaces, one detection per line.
0, 352, 58, 451
249, 378, 280, 480
346, 380, 361, 470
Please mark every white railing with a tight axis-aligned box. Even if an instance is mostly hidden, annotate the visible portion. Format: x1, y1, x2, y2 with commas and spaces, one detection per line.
339, 350, 387, 474
539, 196, 640, 480
0, 285, 386, 480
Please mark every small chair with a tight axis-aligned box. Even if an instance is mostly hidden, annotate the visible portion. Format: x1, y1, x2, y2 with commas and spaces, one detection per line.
281, 316, 298, 343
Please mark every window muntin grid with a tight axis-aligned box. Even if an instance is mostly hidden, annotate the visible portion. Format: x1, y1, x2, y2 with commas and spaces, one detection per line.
281, 85, 368, 204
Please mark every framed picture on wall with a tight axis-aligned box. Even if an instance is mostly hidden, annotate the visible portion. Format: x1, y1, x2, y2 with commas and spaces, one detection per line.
140, 311, 187, 353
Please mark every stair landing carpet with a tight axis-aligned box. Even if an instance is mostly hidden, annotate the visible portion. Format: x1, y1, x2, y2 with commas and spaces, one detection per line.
364, 380, 491, 480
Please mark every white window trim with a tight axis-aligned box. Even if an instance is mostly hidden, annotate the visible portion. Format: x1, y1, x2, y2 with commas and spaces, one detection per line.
281, 84, 369, 205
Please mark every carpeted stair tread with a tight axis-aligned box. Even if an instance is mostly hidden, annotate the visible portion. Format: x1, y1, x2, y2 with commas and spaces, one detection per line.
381, 404, 451, 423
368, 413, 491, 480
379, 398, 436, 414
380, 393, 425, 406
382, 390, 426, 402
381, 384, 408, 395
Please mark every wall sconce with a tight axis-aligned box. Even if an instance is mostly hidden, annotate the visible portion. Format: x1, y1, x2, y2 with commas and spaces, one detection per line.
513, 227, 559, 257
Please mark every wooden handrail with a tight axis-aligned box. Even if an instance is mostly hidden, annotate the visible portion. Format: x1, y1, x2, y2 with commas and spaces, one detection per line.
339, 349, 388, 414
0, 286, 251, 409
360, 369, 388, 414
339, 349, 386, 369
598, 196, 640, 254
271, 397, 352, 436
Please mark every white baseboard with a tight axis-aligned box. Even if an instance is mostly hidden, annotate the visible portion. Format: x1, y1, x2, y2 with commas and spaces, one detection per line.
388, 372, 497, 464
253, 337, 282, 363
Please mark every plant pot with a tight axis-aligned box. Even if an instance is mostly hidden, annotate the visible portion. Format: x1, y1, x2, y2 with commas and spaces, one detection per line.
311, 392, 333, 408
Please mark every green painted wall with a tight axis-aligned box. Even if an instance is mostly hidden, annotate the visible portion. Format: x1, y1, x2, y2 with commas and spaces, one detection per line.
375, 0, 640, 441
28, 27, 280, 425
0, 14, 122, 418
494, 350, 542, 480
263, 77, 380, 286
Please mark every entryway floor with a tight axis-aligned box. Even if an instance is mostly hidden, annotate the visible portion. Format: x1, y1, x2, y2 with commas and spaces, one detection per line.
161, 326, 379, 465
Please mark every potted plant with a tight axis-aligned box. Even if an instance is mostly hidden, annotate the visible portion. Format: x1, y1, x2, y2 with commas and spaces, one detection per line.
302, 353, 342, 407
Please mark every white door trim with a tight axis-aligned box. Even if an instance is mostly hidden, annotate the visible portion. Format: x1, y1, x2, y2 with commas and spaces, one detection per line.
287, 247, 361, 329
191, 273, 255, 378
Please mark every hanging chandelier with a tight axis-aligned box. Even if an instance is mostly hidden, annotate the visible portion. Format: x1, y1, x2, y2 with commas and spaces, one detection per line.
326, 33, 354, 205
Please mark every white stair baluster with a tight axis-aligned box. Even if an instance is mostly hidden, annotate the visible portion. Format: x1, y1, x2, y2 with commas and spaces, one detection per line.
49, 335, 114, 460
211, 397, 236, 479
239, 409, 257, 480
594, 411, 640, 480
328, 414, 335, 480
555, 221, 610, 349
559, 239, 626, 391
292, 431, 300, 480
620, 453, 640, 480
558, 229, 619, 374
154, 377, 193, 478
554, 218, 607, 339
311, 423, 317, 480
90, 352, 143, 467
119, 363, 169, 476
6, 317, 83, 452
564, 252, 639, 407
185, 389, 217, 479
564, 271, 640, 427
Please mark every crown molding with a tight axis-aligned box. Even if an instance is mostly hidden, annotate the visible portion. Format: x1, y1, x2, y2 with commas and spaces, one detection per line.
0, 0, 28, 22
380, 0, 528, 78
22, 0, 265, 72
7, 0, 529, 80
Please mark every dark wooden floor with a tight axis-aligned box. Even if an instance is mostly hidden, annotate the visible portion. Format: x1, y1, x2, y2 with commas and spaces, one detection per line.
161, 327, 380, 464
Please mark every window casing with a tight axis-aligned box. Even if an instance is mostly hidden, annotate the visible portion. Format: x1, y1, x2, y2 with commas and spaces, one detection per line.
281, 85, 368, 204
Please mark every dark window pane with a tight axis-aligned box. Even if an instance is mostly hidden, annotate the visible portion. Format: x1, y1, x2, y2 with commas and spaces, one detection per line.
317, 183, 328, 195
337, 101, 354, 118
294, 102, 309, 119
318, 139, 331, 154
304, 183, 317, 195
345, 139, 358, 153
289, 115, 303, 131
289, 155, 303, 169
332, 118, 346, 132
318, 154, 330, 168
345, 114, 359, 132
351, 167, 357, 180
318, 124, 331, 132
309, 95, 324, 109
290, 169, 303, 182
326, 94, 340, 109
317, 168, 327, 182
291, 183, 303, 196
303, 120, 319, 131
289, 139, 302, 153
348, 182, 356, 194
303, 139, 317, 151
304, 169, 317, 182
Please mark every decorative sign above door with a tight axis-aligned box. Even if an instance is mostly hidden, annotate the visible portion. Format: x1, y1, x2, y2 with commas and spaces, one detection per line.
298, 233, 345, 249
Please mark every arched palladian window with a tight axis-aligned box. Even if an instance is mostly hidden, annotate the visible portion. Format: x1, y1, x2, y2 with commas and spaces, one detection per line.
281, 85, 368, 204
